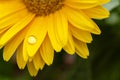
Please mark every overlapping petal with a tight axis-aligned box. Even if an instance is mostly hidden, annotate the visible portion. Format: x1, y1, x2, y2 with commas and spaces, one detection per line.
0, 13, 35, 47
40, 36, 54, 65
63, 6, 101, 34
33, 51, 45, 70
23, 17, 47, 58
74, 38, 89, 58
65, 0, 100, 9
3, 26, 29, 61
83, 6, 110, 19
0, 0, 25, 19
48, 14, 62, 52
27, 61, 38, 76
53, 10, 68, 46
63, 31, 75, 54
16, 43, 27, 69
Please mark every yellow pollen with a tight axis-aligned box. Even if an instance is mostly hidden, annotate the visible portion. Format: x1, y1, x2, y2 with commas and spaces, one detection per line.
23, 0, 64, 16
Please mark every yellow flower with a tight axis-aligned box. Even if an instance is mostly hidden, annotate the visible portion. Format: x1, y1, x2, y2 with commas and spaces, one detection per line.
0, 0, 110, 76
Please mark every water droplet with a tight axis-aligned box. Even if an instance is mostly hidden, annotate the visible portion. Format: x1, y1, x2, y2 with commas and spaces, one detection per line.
28, 36, 36, 44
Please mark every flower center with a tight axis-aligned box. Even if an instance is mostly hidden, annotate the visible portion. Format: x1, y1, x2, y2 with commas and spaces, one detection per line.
23, 0, 64, 16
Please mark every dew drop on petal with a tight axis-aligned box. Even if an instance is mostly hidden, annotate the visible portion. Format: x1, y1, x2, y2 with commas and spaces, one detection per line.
28, 36, 37, 44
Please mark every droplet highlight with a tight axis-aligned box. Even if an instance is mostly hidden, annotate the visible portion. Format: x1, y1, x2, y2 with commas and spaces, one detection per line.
28, 36, 36, 44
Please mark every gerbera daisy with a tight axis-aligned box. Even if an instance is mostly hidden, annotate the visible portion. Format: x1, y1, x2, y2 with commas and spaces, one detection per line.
0, 0, 110, 76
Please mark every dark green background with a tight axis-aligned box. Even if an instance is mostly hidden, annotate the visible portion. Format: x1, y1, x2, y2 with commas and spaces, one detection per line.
0, 1, 120, 80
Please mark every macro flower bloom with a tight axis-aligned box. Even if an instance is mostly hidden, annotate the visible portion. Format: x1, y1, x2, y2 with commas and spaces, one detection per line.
0, 0, 110, 76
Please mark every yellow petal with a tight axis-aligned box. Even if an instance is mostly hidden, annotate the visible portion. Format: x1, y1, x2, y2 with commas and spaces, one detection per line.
40, 36, 54, 65
3, 25, 29, 61
88, 19, 101, 34
74, 38, 89, 59
23, 17, 47, 57
0, 13, 35, 47
28, 57, 33, 62
0, 0, 25, 19
53, 10, 68, 46
48, 14, 62, 52
0, 27, 8, 37
70, 24, 93, 43
0, 9, 29, 30
63, 31, 75, 54
27, 62, 38, 77
23, 43, 29, 62
16, 43, 27, 69
63, 7, 94, 31
33, 51, 45, 70
65, 0, 99, 9
99, 0, 110, 4
83, 6, 110, 19
63, 7, 101, 34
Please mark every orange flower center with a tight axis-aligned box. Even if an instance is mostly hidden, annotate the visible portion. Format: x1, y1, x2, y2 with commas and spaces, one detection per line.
23, 0, 64, 16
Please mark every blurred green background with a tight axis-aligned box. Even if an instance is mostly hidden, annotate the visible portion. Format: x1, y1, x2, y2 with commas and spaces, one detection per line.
0, 0, 120, 80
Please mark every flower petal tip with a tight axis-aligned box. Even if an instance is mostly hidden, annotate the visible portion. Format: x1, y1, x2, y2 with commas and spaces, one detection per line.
46, 62, 53, 66
83, 56, 89, 59
3, 58, 9, 62
40, 66, 44, 70
18, 66, 25, 70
